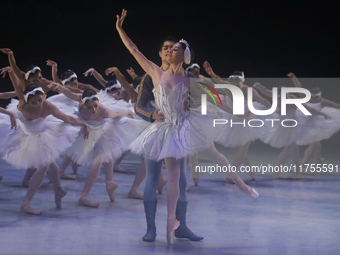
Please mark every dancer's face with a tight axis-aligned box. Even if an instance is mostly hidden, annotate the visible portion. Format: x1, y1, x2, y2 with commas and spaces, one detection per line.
66, 78, 78, 88
85, 99, 99, 113
166, 43, 184, 64
28, 94, 44, 109
28, 72, 42, 86
159, 41, 175, 62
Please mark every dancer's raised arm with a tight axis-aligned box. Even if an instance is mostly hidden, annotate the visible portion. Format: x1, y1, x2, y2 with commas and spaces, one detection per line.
116, 9, 162, 85
47, 82, 82, 102
105, 66, 137, 102
46, 60, 62, 84
83, 68, 107, 87
0, 48, 25, 81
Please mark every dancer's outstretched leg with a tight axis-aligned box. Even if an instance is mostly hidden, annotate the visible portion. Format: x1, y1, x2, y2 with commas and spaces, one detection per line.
48, 162, 67, 208
22, 168, 37, 187
164, 157, 181, 245
128, 157, 145, 199
59, 156, 76, 180
113, 151, 128, 173
103, 159, 118, 201
204, 142, 259, 199
20, 166, 48, 215
78, 157, 102, 208
142, 158, 162, 242
175, 158, 203, 241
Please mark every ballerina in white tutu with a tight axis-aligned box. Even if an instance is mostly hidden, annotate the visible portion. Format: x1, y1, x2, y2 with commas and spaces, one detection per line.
2, 74, 89, 214
47, 82, 148, 207
253, 83, 330, 176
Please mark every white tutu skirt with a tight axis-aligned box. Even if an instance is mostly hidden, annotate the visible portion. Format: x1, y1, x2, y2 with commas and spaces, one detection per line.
129, 111, 212, 162
47, 94, 78, 116
296, 107, 340, 145
66, 115, 149, 166
261, 108, 303, 148
6, 98, 19, 117
2, 111, 81, 169
202, 100, 273, 148
0, 114, 13, 155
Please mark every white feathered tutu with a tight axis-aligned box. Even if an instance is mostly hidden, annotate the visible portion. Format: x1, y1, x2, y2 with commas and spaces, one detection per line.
6, 98, 19, 117
66, 113, 149, 166
296, 102, 340, 145
260, 108, 304, 148
47, 93, 78, 116
209, 97, 274, 148
129, 82, 212, 161
2, 111, 81, 169
0, 113, 13, 155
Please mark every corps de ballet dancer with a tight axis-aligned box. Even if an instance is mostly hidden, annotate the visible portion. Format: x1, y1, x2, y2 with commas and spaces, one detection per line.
47, 82, 149, 207
1, 70, 89, 214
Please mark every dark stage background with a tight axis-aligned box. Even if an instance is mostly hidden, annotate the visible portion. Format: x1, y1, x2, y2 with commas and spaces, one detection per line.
1, 0, 339, 121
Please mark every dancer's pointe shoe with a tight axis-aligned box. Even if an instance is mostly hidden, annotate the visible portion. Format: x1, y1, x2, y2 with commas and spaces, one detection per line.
167, 218, 180, 245
234, 179, 259, 200
192, 172, 203, 186
106, 181, 118, 202
157, 178, 167, 193
128, 189, 143, 199
113, 165, 126, 173
55, 187, 67, 208
60, 172, 76, 180
20, 203, 41, 215
78, 197, 99, 208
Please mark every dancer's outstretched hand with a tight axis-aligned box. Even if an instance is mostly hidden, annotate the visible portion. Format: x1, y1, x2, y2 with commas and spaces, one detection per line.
203, 61, 213, 76
47, 82, 61, 90
83, 68, 94, 77
152, 109, 165, 122
287, 72, 296, 78
116, 9, 127, 30
46, 60, 57, 67
126, 67, 136, 77
83, 125, 90, 139
125, 110, 136, 119
252, 82, 265, 90
9, 112, 17, 130
105, 67, 119, 76
0, 48, 13, 55
0, 66, 13, 78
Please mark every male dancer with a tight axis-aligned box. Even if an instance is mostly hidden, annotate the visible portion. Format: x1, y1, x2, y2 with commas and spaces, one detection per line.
135, 36, 203, 242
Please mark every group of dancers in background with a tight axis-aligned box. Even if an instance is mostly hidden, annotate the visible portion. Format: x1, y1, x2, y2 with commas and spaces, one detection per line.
1, 9, 340, 245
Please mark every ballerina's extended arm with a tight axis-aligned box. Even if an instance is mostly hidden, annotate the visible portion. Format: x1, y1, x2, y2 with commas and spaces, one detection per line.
83, 68, 107, 87
0, 107, 16, 129
105, 66, 137, 103
116, 9, 162, 85
47, 82, 82, 102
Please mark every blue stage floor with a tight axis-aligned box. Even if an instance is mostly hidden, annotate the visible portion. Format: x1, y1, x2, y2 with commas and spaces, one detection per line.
0, 147, 340, 255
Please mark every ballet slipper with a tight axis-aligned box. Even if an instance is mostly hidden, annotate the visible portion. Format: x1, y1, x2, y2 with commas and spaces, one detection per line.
71, 162, 80, 174
60, 172, 76, 180
233, 179, 259, 200
128, 189, 143, 199
166, 218, 180, 245
106, 181, 118, 202
113, 165, 126, 173
55, 187, 67, 208
192, 171, 203, 186
78, 197, 99, 208
20, 203, 41, 215
157, 177, 167, 193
